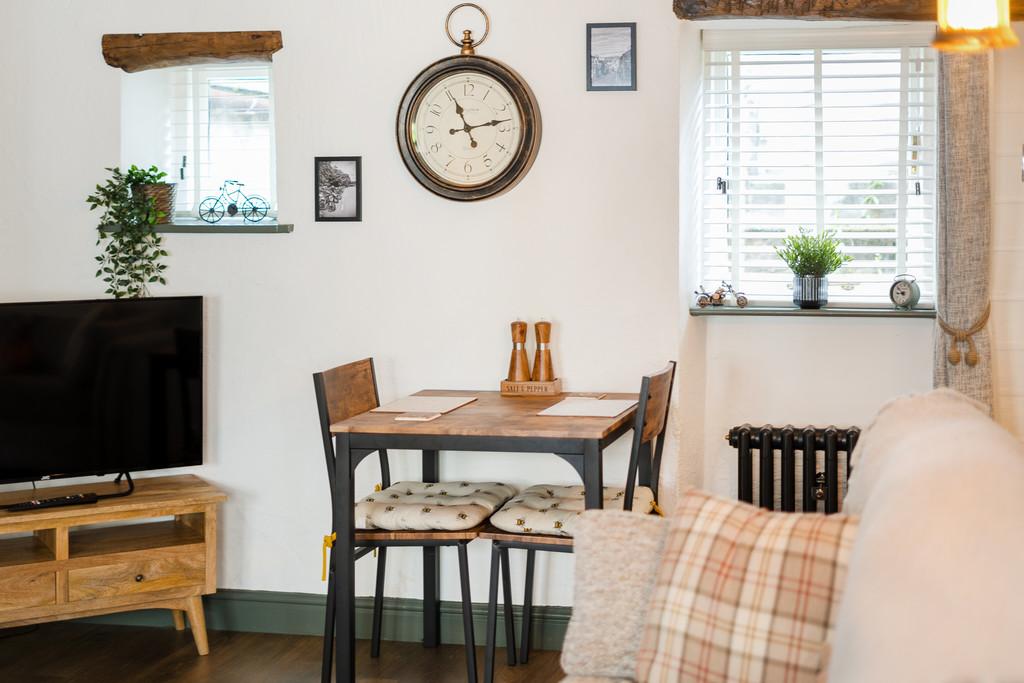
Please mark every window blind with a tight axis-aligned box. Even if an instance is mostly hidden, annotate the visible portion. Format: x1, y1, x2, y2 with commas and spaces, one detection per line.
701, 32, 937, 305
166, 64, 277, 218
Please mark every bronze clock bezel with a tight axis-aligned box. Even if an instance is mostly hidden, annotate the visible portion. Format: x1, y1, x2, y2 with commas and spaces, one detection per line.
397, 54, 542, 202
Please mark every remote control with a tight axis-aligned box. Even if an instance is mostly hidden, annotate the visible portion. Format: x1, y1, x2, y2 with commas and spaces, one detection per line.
5, 492, 100, 512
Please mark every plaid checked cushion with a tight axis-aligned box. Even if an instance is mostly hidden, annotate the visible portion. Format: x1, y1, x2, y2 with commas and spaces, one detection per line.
636, 491, 858, 683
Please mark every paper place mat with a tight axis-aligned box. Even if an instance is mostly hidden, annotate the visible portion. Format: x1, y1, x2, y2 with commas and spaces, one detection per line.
372, 395, 477, 414
537, 397, 637, 418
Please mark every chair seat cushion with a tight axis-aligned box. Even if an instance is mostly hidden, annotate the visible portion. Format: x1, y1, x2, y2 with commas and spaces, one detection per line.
355, 481, 516, 531
489, 484, 655, 537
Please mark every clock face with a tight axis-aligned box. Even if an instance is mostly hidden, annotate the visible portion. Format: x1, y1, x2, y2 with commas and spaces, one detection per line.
892, 281, 913, 305
411, 71, 523, 188
398, 54, 541, 201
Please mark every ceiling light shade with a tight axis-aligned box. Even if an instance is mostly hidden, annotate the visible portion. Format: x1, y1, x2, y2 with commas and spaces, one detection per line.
934, 0, 1019, 51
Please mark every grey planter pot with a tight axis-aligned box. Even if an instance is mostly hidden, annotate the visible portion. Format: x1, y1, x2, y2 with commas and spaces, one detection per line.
793, 276, 828, 309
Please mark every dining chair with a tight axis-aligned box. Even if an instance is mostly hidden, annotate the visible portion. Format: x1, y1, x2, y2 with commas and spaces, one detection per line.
313, 358, 517, 683
479, 361, 677, 682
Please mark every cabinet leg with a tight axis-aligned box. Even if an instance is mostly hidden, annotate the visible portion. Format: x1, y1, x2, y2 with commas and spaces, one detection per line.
184, 596, 210, 656
172, 610, 186, 631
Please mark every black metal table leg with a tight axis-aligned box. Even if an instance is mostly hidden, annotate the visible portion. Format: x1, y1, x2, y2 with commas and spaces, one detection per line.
582, 439, 604, 510
321, 549, 335, 682
519, 549, 535, 664
422, 449, 440, 648
499, 547, 517, 666
484, 543, 501, 683
457, 542, 478, 683
333, 432, 356, 683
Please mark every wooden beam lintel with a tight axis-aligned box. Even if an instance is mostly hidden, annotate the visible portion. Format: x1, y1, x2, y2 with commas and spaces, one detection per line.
102, 31, 283, 73
674, 0, 1024, 22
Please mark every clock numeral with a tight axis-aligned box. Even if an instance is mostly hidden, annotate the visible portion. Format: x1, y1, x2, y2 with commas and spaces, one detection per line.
464, 83, 475, 97
483, 156, 493, 168
498, 123, 511, 133
430, 143, 443, 153
445, 156, 455, 168
483, 88, 492, 102
495, 102, 508, 112
495, 142, 507, 152
425, 125, 436, 135
429, 104, 443, 117
464, 161, 473, 174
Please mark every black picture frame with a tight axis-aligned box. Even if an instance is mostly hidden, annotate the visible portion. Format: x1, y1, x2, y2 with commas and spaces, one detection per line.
587, 23, 637, 92
315, 156, 362, 222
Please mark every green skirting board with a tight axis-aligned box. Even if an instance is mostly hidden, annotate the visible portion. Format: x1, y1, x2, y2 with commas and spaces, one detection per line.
80, 590, 571, 651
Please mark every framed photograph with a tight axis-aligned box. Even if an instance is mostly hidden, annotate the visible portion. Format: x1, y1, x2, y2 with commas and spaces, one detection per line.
315, 156, 362, 222
587, 23, 637, 92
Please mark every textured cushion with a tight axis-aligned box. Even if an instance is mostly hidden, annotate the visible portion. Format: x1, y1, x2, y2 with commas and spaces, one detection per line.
490, 484, 655, 537
355, 481, 515, 531
636, 490, 858, 683
829, 389, 1024, 683
561, 511, 668, 681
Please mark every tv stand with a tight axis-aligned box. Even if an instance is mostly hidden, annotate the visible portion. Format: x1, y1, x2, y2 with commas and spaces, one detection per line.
0, 475, 226, 655
2, 473, 137, 513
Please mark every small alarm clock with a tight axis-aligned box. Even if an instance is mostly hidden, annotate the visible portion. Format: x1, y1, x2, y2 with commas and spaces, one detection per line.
889, 274, 920, 310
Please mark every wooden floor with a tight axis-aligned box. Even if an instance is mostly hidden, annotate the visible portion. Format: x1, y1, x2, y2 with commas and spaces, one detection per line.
0, 622, 565, 682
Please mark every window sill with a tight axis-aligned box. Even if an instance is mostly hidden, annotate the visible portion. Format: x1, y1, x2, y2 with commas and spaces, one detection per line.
100, 221, 293, 235
689, 305, 936, 319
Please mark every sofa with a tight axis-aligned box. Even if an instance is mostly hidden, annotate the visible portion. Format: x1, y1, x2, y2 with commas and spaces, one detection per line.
559, 389, 1024, 682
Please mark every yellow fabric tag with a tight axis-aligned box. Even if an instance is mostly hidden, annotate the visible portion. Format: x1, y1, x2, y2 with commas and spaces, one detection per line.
321, 532, 337, 582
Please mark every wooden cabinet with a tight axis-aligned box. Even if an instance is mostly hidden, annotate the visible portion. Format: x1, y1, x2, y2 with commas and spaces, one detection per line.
0, 475, 226, 655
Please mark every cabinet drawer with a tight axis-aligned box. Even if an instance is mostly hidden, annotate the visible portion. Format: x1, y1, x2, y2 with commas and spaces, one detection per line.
68, 551, 204, 602
0, 568, 55, 611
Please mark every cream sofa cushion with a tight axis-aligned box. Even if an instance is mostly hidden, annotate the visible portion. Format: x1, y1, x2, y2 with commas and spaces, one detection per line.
354, 481, 515, 531
829, 389, 1024, 683
490, 484, 655, 537
561, 510, 669, 681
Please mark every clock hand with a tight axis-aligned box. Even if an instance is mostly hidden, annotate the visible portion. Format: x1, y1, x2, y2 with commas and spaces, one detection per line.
446, 98, 480, 148
464, 119, 511, 132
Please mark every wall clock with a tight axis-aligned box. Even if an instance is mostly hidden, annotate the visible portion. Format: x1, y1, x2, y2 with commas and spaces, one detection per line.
397, 4, 542, 201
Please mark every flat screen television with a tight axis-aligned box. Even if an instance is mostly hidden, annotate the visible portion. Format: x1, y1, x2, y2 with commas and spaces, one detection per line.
0, 296, 203, 484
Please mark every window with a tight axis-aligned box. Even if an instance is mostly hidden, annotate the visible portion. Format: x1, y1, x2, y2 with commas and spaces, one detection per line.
121, 63, 277, 221
701, 29, 937, 306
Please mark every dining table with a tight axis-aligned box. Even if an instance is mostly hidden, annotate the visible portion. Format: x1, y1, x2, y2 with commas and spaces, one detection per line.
328, 388, 639, 683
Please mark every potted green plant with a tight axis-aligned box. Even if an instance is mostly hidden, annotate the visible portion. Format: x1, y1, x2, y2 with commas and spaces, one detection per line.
775, 229, 853, 309
86, 166, 169, 299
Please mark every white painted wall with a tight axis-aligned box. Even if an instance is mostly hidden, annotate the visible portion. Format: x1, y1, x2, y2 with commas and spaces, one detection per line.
991, 26, 1024, 436
0, 0, 680, 606
1, 0, 1017, 610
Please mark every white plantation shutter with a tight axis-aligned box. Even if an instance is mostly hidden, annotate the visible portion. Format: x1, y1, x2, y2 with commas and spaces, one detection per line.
701, 29, 937, 305
166, 64, 277, 218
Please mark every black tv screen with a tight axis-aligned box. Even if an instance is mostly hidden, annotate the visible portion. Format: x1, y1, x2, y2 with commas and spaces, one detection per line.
0, 296, 203, 484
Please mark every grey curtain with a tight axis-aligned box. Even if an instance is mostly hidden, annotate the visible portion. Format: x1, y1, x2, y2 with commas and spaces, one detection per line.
934, 52, 993, 408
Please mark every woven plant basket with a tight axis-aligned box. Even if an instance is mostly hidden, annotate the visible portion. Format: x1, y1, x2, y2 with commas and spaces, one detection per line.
134, 183, 177, 225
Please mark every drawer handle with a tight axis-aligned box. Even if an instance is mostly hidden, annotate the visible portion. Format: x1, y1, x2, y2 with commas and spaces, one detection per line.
135, 574, 145, 583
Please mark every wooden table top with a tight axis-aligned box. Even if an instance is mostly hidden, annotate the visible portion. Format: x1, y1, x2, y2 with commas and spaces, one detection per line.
330, 390, 639, 440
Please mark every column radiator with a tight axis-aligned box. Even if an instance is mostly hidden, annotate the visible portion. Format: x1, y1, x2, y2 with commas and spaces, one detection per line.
726, 425, 861, 514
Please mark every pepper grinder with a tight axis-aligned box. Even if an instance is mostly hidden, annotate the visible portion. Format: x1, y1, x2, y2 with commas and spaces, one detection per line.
531, 321, 555, 382
507, 320, 531, 382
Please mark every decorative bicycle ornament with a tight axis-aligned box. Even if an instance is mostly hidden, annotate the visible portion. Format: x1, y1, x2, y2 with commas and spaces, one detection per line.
198, 180, 270, 223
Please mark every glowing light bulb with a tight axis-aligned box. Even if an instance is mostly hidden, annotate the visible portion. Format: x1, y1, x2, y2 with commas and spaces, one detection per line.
934, 0, 1019, 51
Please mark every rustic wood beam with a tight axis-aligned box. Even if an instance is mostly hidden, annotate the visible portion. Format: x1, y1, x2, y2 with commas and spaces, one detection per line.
674, 0, 1024, 21
102, 31, 284, 73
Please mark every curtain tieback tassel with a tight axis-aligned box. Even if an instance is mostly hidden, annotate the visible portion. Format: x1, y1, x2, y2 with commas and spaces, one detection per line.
938, 303, 990, 367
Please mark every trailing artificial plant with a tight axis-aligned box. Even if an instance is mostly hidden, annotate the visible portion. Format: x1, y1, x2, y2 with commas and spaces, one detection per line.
86, 166, 169, 298
775, 228, 853, 278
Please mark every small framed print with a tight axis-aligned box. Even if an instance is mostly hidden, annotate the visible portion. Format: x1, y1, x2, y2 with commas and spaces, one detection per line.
587, 23, 637, 92
315, 156, 362, 222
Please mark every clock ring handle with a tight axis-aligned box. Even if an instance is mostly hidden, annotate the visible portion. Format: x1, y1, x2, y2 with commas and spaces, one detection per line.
894, 273, 917, 282
445, 3, 490, 53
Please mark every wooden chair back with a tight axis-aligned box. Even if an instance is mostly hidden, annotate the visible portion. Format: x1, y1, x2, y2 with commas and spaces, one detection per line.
624, 361, 677, 508
312, 358, 389, 506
